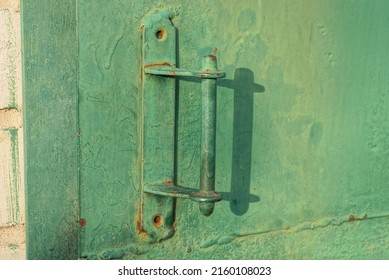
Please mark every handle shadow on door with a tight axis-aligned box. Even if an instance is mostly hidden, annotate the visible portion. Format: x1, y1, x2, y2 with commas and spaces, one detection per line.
175, 68, 264, 216
218, 68, 265, 215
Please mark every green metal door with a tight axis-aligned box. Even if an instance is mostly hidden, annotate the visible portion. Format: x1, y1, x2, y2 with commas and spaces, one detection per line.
23, 0, 389, 259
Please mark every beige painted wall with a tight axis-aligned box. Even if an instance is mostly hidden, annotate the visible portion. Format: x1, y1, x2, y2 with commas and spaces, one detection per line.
0, 0, 25, 260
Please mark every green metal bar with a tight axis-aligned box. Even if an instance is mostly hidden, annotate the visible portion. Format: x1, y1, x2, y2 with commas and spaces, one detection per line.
199, 55, 218, 216
145, 66, 225, 79
144, 184, 222, 202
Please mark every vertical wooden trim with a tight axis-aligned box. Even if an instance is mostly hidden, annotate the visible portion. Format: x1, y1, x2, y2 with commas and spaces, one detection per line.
21, 0, 79, 259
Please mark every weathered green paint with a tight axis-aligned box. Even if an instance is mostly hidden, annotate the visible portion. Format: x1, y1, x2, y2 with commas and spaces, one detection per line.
22, 0, 79, 259
23, 0, 389, 259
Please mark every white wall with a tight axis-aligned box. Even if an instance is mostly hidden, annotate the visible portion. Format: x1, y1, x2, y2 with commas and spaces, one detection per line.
0, 0, 25, 260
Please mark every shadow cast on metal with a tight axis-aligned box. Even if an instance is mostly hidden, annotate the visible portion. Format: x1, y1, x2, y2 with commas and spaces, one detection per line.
219, 68, 265, 215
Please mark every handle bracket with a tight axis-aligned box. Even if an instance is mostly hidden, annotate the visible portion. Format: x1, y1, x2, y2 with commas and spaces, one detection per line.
139, 11, 225, 241
145, 65, 225, 79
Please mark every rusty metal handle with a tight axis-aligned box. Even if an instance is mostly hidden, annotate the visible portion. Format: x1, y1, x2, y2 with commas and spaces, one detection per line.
144, 55, 225, 216
199, 55, 219, 216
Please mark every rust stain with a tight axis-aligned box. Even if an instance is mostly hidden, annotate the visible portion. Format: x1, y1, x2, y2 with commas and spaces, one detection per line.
78, 218, 87, 227
155, 29, 166, 40
77, 131, 82, 137
140, 64, 144, 83
144, 62, 176, 69
349, 213, 368, 222
136, 204, 145, 232
208, 54, 216, 61
152, 215, 163, 227
136, 203, 149, 240
163, 179, 173, 186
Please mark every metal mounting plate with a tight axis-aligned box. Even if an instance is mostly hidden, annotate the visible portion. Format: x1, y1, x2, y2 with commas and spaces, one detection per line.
139, 11, 177, 241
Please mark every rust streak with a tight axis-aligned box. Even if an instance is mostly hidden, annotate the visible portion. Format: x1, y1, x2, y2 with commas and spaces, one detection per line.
136, 203, 149, 240
349, 213, 368, 222
144, 62, 176, 69
163, 179, 173, 186
208, 54, 216, 61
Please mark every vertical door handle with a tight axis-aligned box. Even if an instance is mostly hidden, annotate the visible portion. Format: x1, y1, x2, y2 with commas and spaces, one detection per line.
141, 12, 225, 218
144, 55, 225, 216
